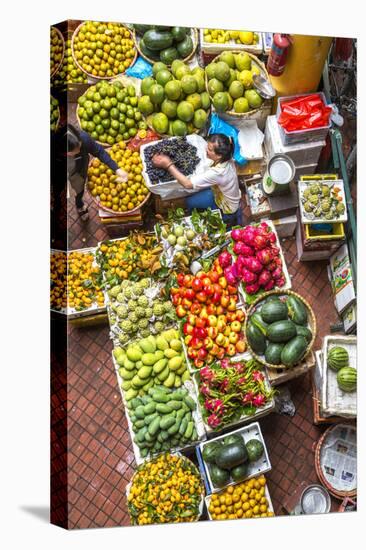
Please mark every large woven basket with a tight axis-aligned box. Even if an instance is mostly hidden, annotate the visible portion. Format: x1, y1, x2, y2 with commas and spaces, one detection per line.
135, 28, 198, 66
50, 26, 65, 79
205, 50, 270, 118
71, 22, 137, 81
86, 145, 151, 215
314, 423, 357, 500
244, 289, 317, 370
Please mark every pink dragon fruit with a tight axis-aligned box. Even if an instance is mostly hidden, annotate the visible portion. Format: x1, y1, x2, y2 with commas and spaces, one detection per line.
242, 391, 254, 404
245, 282, 260, 295
253, 234, 268, 250
238, 377, 247, 385
207, 413, 221, 428
253, 394, 266, 407
233, 242, 254, 256
220, 358, 230, 369
256, 248, 272, 266
240, 268, 258, 285
239, 256, 262, 273
212, 399, 224, 414
252, 371, 264, 382
224, 265, 238, 285
267, 232, 277, 244
270, 246, 280, 257
258, 221, 270, 233
218, 250, 232, 269
267, 260, 277, 272
264, 279, 275, 291
200, 383, 211, 396
272, 267, 283, 280
257, 269, 272, 288
231, 228, 243, 242
241, 226, 258, 246
220, 378, 230, 393
200, 367, 215, 383
277, 276, 286, 287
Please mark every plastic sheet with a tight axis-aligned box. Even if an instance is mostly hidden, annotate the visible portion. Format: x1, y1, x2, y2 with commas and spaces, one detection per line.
278, 94, 332, 132
208, 113, 247, 166
125, 56, 153, 79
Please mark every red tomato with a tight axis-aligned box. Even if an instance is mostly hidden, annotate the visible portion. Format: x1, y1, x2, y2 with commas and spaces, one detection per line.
195, 317, 207, 329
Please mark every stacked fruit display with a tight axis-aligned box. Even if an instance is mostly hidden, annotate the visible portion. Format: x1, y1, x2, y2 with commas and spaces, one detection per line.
67, 251, 105, 311
207, 475, 274, 520
138, 61, 211, 136
127, 453, 204, 525
50, 251, 67, 311
134, 25, 196, 64
327, 346, 357, 392
246, 293, 315, 367
72, 21, 136, 78
50, 96, 60, 132
205, 51, 264, 113
107, 278, 175, 345
50, 26, 64, 76
113, 329, 191, 402
96, 232, 163, 286
196, 358, 274, 429
87, 142, 149, 212
225, 222, 287, 297
203, 29, 259, 46
77, 80, 144, 145
170, 260, 246, 369
202, 433, 265, 488
52, 38, 88, 85
157, 209, 227, 271
126, 386, 200, 458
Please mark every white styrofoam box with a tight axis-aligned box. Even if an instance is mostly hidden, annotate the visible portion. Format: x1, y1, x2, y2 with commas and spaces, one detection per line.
270, 214, 298, 238
140, 134, 210, 199
296, 221, 334, 262
205, 483, 274, 518
298, 179, 348, 225
219, 101, 273, 132
321, 335, 357, 418
199, 421, 271, 493
199, 28, 263, 56
276, 92, 331, 145
294, 163, 318, 181
264, 115, 326, 167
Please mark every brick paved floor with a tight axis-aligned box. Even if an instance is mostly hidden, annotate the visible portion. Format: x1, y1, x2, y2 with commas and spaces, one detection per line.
53, 189, 347, 529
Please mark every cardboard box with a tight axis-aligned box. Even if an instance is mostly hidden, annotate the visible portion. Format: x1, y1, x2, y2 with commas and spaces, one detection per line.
328, 244, 356, 314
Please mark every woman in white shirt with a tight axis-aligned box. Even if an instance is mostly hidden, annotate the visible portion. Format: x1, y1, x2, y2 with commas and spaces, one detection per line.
152, 134, 242, 225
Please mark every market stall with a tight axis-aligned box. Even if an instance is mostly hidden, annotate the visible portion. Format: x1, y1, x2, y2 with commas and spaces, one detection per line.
50, 21, 357, 529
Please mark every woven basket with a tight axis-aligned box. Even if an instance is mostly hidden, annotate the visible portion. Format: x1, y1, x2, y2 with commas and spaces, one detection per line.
314, 423, 357, 500
205, 50, 270, 118
244, 289, 317, 370
71, 22, 137, 81
86, 145, 151, 215
135, 28, 198, 66
50, 26, 65, 79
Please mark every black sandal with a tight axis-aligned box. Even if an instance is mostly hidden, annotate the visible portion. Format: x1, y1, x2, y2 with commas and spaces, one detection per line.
77, 205, 89, 221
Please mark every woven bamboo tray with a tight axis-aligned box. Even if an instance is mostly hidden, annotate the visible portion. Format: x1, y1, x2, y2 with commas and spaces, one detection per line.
314, 423, 357, 500
50, 26, 65, 79
71, 22, 137, 81
86, 146, 151, 215
135, 28, 198, 66
205, 51, 270, 118
244, 289, 317, 370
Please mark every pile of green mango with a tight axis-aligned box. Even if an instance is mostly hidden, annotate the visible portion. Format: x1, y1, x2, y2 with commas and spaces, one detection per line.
113, 329, 190, 402
128, 385, 199, 458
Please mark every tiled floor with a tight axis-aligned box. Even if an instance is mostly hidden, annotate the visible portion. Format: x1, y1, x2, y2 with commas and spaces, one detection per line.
50, 188, 347, 529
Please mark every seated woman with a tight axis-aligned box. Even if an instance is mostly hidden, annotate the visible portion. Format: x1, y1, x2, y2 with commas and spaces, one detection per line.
152, 133, 243, 226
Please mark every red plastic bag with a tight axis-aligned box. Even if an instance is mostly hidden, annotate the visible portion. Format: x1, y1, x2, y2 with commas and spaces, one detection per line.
128, 129, 160, 152
278, 94, 332, 132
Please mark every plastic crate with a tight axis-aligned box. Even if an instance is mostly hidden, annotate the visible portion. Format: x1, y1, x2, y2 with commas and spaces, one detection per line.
276, 92, 331, 145
305, 223, 345, 241
199, 28, 263, 56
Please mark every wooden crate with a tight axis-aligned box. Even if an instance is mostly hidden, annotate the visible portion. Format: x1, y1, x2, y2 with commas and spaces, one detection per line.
153, 195, 187, 215
267, 351, 315, 386
69, 312, 109, 328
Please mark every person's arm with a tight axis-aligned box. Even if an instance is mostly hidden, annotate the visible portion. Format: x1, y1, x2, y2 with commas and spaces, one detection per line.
152, 154, 193, 189
80, 130, 119, 172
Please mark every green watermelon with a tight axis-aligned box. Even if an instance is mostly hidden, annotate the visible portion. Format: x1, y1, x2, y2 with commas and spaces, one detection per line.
337, 366, 357, 392
327, 346, 349, 371
245, 439, 264, 462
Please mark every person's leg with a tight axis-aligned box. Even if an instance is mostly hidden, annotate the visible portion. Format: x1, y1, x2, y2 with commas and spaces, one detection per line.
185, 188, 217, 214
75, 190, 89, 221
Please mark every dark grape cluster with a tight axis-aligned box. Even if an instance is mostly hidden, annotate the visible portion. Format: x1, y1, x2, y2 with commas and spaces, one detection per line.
143, 138, 200, 185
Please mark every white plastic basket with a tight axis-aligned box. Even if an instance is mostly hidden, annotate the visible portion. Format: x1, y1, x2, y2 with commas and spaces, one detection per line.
200, 29, 263, 56
200, 421, 271, 494
205, 482, 274, 518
